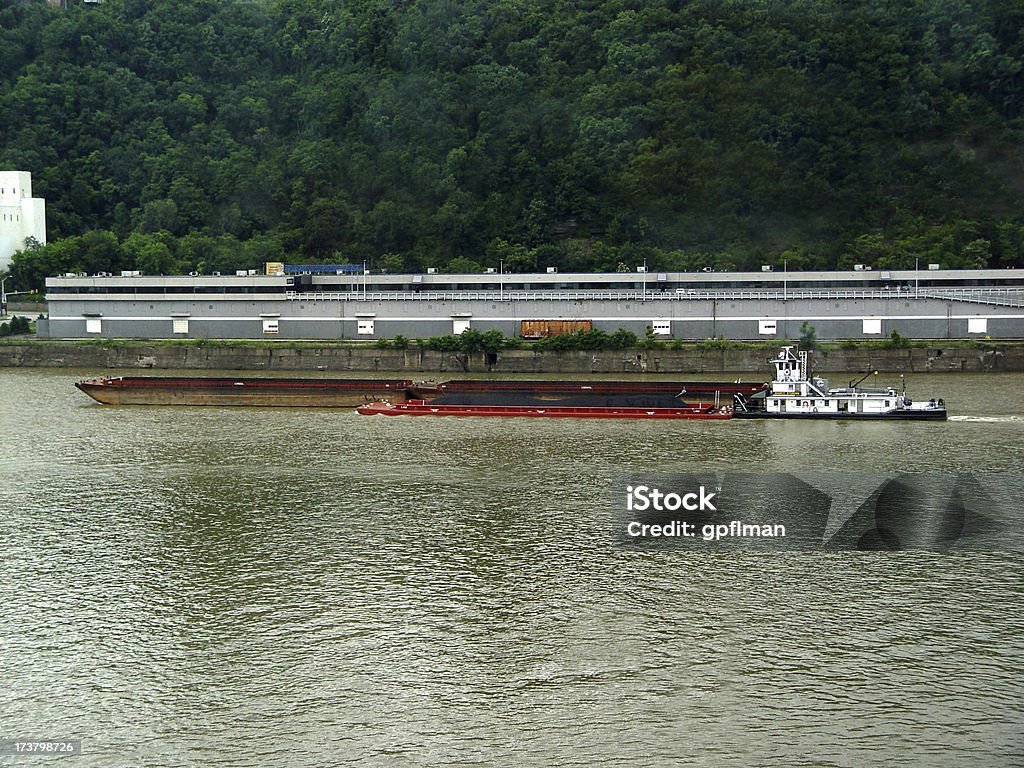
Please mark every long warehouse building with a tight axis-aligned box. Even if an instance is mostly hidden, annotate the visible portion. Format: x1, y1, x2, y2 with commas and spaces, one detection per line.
41, 267, 1024, 341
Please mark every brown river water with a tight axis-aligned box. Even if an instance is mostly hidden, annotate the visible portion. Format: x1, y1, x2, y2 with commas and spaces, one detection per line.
1, 368, 1022, 766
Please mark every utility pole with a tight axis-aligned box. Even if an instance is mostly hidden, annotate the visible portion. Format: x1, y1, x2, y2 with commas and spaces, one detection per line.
0, 277, 30, 318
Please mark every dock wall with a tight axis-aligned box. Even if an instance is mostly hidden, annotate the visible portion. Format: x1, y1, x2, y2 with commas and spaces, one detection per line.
1, 342, 1021, 373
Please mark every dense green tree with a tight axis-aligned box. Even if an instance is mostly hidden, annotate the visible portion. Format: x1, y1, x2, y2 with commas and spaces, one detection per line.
1, 0, 1022, 289
445, 256, 482, 274
123, 231, 178, 275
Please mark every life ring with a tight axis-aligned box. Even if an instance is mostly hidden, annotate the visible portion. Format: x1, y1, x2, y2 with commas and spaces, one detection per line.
813, 407, 819, 413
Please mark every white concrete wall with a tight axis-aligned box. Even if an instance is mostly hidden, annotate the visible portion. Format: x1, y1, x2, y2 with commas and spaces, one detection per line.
0, 171, 47, 271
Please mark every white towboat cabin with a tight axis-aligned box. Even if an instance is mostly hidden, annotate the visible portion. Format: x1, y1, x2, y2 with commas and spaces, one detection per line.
734, 346, 947, 420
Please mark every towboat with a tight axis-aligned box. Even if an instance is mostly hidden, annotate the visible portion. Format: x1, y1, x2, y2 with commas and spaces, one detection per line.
732, 347, 947, 420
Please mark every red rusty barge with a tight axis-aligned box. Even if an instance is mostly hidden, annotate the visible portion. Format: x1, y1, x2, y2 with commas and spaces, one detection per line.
357, 400, 733, 420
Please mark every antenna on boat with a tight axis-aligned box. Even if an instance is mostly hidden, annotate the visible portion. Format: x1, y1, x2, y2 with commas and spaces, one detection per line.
849, 370, 878, 388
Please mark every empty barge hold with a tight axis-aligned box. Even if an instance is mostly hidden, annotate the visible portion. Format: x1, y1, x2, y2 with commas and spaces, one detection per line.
415, 379, 766, 399
75, 376, 422, 407
396, 378, 765, 414
357, 400, 733, 419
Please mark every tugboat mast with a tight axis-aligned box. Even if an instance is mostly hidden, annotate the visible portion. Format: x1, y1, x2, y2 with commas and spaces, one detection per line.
849, 370, 878, 388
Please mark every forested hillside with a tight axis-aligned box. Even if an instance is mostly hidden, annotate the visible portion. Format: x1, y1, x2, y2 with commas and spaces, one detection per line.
2, 0, 1023, 287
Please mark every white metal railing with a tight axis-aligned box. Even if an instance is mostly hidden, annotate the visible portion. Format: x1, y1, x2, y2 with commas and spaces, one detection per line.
915, 288, 1024, 307
285, 287, 1024, 304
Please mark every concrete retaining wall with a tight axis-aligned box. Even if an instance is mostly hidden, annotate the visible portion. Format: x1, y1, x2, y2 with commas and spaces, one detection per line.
1, 342, 1021, 373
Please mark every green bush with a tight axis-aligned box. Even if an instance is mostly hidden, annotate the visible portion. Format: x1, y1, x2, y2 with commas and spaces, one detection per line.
883, 329, 910, 349
531, 328, 638, 351
639, 326, 666, 350
0, 316, 32, 337
424, 334, 462, 351
422, 329, 518, 353
799, 321, 817, 349
697, 336, 742, 350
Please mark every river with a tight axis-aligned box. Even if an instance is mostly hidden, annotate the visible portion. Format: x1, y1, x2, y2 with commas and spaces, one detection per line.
1, 369, 1022, 766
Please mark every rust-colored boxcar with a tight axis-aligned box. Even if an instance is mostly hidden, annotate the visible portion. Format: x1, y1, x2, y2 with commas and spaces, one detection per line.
520, 320, 593, 339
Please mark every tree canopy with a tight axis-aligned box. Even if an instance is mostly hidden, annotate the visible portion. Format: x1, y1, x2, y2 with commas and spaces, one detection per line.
2, 0, 1022, 287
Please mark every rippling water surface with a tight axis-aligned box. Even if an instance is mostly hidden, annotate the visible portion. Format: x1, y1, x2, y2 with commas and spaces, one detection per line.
1, 369, 1022, 766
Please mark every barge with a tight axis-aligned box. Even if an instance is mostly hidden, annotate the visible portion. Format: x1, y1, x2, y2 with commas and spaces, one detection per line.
357, 400, 732, 419
75, 376, 422, 407
732, 347, 947, 420
76, 375, 766, 408
418, 379, 765, 398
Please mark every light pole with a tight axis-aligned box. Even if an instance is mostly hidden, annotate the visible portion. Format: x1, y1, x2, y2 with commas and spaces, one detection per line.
0, 276, 30, 318
915, 257, 919, 298
642, 259, 647, 301
783, 259, 787, 302
362, 260, 367, 300
499, 259, 503, 301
